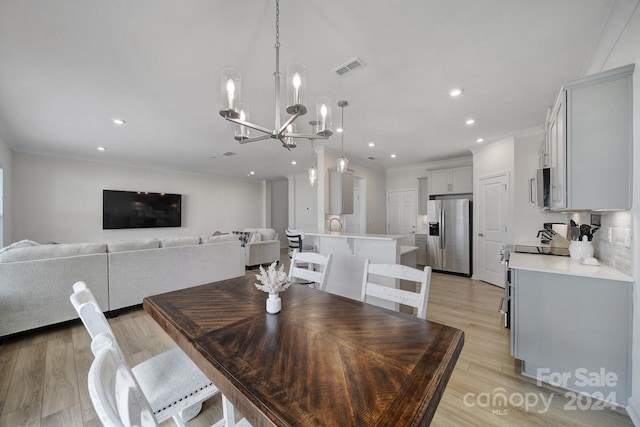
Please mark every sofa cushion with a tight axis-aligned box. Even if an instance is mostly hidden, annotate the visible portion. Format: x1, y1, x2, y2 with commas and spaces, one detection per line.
0, 239, 40, 254
0, 242, 107, 263
244, 228, 276, 241
258, 228, 276, 241
160, 236, 201, 248
107, 239, 160, 253
202, 234, 238, 244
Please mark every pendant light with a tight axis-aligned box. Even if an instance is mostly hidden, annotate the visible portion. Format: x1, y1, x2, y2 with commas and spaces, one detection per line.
308, 145, 318, 187
337, 100, 349, 173
219, 0, 332, 150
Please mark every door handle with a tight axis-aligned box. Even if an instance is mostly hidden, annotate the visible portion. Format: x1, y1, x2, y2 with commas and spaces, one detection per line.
478, 233, 484, 237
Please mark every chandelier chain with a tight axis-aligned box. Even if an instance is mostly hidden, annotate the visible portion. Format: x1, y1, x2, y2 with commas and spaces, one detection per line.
275, 0, 280, 49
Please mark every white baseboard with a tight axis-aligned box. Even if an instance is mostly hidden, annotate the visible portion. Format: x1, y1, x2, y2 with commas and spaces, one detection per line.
628, 396, 640, 426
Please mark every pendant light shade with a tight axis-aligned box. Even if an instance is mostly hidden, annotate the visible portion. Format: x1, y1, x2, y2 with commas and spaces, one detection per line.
308, 166, 318, 186
337, 156, 348, 173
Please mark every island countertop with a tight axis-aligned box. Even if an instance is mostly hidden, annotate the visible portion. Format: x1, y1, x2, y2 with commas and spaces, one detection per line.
305, 230, 404, 240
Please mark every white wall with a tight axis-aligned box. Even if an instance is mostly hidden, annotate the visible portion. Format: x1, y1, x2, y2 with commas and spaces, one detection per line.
288, 172, 317, 231
269, 179, 288, 248
471, 137, 515, 278
513, 132, 567, 244
386, 156, 473, 233
12, 152, 264, 243
0, 136, 12, 245
601, 3, 640, 421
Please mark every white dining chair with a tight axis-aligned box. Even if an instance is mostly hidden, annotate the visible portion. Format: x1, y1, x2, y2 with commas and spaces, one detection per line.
70, 281, 221, 427
360, 259, 432, 319
288, 249, 333, 290
87, 331, 159, 427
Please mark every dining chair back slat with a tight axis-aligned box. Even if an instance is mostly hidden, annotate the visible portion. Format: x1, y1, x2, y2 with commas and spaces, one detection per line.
288, 250, 333, 291
361, 260, 432, 319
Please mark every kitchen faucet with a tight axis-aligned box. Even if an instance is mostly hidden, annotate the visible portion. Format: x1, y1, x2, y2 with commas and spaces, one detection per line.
329, 218, 343, 232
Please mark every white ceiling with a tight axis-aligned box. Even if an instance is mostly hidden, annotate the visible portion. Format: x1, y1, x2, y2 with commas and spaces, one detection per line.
0, 0, 618, 180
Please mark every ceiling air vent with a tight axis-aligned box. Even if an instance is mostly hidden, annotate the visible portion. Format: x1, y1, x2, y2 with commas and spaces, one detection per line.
333, 57, 365, 77
221, 151, 236, 157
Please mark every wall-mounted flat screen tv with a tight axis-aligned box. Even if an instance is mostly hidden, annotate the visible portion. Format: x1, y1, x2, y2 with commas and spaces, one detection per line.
103, 190, 182, 229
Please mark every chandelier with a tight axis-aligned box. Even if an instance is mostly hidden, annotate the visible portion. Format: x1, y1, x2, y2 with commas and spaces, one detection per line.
219, 0, 332, 150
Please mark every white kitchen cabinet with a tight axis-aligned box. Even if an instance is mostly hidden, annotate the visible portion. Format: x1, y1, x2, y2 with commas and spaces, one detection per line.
512, 268, 631, 405
548, 92, 566, 209
328, 169, 354, 214
415, 233, 427, 265
546, 64, 633, 211
418, 178, 429, 215
428, 166, 472, 195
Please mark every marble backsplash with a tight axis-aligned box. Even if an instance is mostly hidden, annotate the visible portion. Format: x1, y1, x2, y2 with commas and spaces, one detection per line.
568, 211, 632, 277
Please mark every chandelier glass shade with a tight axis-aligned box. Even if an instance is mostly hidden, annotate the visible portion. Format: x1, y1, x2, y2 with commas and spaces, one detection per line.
219, 0, 332, 150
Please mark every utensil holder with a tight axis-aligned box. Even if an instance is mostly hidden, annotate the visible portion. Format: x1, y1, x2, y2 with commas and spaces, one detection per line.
569, 240, 594, 260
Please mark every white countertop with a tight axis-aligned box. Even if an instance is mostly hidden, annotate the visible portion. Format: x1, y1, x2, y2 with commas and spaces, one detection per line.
305, 230, 404, 240
400, 245, 418, 255
508, 252, 634, 282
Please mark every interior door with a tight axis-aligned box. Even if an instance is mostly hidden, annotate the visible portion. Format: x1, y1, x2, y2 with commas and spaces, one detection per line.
387, 190, 416, 246
477, 173, 509, 286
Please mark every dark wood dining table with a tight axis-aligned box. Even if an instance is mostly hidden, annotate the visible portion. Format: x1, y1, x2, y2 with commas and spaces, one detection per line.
143, 275, 464, 427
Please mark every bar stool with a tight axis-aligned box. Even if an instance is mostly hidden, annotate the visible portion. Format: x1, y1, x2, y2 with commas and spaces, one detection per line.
285, 229, 315, 258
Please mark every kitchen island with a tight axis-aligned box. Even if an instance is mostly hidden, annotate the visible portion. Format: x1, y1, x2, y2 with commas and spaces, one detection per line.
305, 231, 414, 310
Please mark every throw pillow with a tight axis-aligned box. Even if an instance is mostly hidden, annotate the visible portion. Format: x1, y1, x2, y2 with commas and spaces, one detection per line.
0, 239, 40, 254
249, 232, 262, 243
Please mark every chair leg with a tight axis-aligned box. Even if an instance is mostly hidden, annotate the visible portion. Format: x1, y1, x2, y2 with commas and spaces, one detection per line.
179, 401, 203, 422
222, 395, 237, 426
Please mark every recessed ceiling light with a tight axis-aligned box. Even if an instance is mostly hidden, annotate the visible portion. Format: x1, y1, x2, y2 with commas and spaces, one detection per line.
368, 142, 375, 147
390, 154, 397, 158
249, 171, 255, 176
475, 138, 484, 143
112, 118, 126, 125
291, 161, 297, 165
97, 146, 107, 151
449, 88, 463, 97
465, 118, 475, 125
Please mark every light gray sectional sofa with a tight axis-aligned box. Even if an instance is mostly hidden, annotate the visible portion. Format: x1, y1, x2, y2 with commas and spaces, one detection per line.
242, 227, 281, 267
0, 234, 244, 338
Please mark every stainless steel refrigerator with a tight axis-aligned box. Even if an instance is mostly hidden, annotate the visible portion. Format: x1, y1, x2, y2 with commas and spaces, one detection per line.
426, 199, 471, 276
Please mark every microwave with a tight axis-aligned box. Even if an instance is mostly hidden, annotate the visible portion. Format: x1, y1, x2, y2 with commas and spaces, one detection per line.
534, 168, 550, 209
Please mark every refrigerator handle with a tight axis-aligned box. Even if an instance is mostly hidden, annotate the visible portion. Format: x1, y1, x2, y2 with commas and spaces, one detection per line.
441, 208, 445, 249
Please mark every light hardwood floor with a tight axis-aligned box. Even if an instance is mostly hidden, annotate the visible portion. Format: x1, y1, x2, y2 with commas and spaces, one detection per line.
0, 254, 633, 426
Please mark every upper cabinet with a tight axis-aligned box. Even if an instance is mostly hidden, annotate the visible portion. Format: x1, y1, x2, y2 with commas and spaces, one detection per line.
418, 178, 429, 214
546, 64, 634, 211
429, 166, 472, 196
328, 168, 354, 214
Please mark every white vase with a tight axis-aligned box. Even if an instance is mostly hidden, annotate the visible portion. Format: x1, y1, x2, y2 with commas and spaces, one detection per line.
266, 293, 281, 314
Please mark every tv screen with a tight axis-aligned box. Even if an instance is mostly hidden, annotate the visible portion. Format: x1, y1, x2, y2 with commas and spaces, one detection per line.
103, 190, 182, 229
